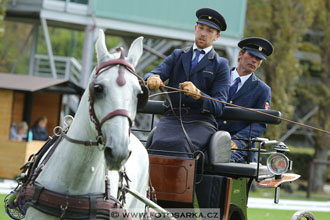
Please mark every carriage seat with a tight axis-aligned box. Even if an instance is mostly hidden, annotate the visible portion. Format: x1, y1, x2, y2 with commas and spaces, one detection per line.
206, 131, 257, 178
208, 162, 270, 179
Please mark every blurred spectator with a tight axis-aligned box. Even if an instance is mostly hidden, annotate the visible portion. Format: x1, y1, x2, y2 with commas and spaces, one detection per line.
31, 116, 49, 141
10, 121, 28, 141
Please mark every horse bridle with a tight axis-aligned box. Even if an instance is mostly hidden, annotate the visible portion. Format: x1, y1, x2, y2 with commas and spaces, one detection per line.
88, 47, 149, 144
58, 47, 147, 148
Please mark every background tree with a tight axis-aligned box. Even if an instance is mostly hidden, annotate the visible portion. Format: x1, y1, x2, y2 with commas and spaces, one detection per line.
0, 0, 6, 36
245, 0, 319, 139
296, 0, 330, 192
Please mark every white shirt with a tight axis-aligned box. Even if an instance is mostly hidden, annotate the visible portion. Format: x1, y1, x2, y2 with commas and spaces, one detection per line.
192, 43, 213, 62
231, 68, 252, 91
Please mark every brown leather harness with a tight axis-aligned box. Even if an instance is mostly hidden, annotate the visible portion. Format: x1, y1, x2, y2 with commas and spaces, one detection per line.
14, 49, 148, 220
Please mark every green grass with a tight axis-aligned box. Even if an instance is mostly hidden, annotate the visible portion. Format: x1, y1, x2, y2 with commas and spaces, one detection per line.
1, 194, 12, 220
248, 208, 329, 220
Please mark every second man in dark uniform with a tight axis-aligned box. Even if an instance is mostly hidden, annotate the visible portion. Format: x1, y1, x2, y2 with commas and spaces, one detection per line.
218, 37, 274, 162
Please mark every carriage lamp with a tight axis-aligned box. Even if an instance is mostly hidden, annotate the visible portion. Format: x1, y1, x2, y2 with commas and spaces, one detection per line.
267, 153, 289, 176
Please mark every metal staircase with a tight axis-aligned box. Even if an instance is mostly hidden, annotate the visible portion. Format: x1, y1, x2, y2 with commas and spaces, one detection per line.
32, 54, 82, 85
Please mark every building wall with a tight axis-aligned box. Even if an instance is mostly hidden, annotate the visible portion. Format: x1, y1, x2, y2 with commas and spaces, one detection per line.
0, 138, 45, 179
12, 92, 25, 125
92, 0, 247, 39
0, 90, 13, 138
0, 137, 26, 179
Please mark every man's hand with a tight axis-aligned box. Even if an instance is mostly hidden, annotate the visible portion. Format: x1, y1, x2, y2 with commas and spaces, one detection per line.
231, 141, 238, 153
180, 81, 201, 100
146, 75, 164, 90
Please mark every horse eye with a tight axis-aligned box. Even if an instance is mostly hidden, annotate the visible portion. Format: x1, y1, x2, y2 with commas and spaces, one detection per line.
94, 84, 104, 94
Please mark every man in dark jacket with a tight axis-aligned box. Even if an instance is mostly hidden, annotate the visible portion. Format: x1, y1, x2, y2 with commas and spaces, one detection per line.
218, 37, 274, 162
31, 116, 49, 141
144, 8, 230, 156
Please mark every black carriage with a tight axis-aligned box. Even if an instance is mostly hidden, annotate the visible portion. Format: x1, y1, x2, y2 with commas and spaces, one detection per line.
135, 100, 301, 220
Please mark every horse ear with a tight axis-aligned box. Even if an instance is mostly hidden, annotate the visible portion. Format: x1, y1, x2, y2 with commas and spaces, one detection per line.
95, 29, 110, 65
127, 36, 144, 67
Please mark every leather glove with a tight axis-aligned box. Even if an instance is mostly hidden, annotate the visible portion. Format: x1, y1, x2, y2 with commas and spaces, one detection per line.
146, 75, 163, 90
180, 81, 201, 100
231, 141, 238, 153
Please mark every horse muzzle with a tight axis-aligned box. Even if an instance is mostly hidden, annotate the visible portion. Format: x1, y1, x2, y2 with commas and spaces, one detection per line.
103, 135, 131, 170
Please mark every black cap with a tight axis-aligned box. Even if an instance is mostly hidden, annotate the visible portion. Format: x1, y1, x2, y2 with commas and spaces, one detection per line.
196, 8, 227, 31
238, 37, 273, 60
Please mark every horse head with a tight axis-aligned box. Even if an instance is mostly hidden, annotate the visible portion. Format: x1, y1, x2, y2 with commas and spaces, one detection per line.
89, 30, 146, 170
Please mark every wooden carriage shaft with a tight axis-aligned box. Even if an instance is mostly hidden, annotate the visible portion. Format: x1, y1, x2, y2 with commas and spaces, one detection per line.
161, 85, 330, 135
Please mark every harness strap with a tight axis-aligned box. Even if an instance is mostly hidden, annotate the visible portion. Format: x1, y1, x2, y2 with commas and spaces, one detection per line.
99, 109, 133, 128
90, 196, 97, 220
23, 184, 127, 219
23, 135, 60, 185
31, 184, 44, 204
61, 131, 100, 146
30, 136, 63, 184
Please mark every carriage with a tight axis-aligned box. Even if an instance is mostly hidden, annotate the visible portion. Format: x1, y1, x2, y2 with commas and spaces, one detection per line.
135, 100, 301, 220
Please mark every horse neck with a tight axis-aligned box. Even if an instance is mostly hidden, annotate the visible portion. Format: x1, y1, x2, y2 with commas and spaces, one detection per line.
36, 93, 106, 195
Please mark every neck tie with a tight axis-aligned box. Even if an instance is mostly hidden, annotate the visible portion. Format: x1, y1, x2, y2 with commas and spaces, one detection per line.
229, 77, 241, 97
191, 49, 205, 70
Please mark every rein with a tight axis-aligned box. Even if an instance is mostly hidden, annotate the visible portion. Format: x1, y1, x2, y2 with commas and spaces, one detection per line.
160, 84, 330, 135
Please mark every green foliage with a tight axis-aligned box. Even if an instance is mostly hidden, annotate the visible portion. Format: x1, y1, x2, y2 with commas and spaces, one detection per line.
286, 151, 313, 180
0, 22, 32, 73
142, 58, 162, 75
37, 27, 121, 63
245, 0, 320, 139
0, 0, 7, 37
311, 0, 330, 150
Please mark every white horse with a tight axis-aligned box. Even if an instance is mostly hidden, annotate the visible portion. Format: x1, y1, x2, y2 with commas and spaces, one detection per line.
24, 30, 149, 219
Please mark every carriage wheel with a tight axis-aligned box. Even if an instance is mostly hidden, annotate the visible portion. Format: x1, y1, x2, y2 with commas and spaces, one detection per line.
290, 210, 316, 220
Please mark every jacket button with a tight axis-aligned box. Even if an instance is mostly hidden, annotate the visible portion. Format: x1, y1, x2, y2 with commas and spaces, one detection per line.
223, 121, 227, 124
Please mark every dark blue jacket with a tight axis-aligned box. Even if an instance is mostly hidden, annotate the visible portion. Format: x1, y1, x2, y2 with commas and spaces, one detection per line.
144, 46, 230, 118
218, 68, 271, 162
31, 125, 49, 141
